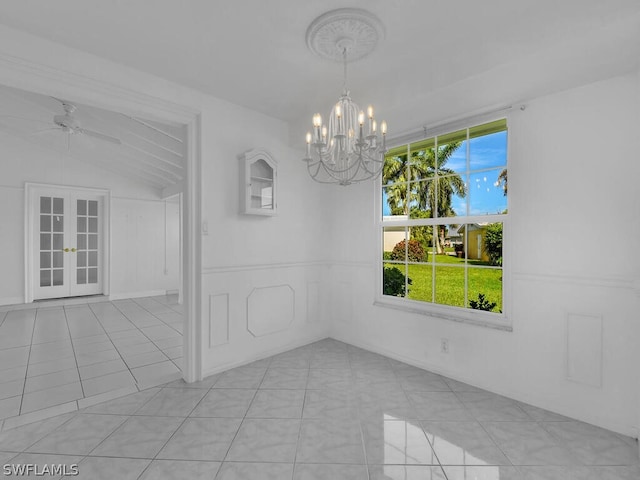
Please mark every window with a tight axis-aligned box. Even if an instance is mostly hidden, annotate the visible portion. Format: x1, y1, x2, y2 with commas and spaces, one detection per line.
379, 118, 508, 326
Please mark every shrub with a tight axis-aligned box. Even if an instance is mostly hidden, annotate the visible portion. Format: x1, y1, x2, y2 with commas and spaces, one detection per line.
383, 267, 412, 296
469, 293, 497, 311
390, 239, 426, 262
483, 223, 503, 266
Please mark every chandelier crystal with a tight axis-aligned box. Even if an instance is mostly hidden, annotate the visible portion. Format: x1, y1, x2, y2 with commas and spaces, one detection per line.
302, 9, 387, 185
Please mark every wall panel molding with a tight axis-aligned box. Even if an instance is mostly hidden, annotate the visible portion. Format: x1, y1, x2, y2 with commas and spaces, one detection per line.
247, 284, 295, 337
209, 293, 229, 347
202, 261, 325, 274
513, 272, 634, 290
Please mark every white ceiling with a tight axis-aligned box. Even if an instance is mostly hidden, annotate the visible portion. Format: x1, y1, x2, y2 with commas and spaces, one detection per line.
0, 84, 186, 189
0, 1, 639, 137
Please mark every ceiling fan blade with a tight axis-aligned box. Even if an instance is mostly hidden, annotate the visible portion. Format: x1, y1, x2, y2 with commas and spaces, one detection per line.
80, 128, 122, 145
0, 115, 50, 124
30, 127, 60, 135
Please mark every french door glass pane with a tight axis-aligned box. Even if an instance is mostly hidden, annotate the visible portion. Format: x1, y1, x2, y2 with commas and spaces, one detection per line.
77, 234, 87, 250
88, 268, 98, 284
52, 269, 64, 286
40, 252, 51, 269
77, 251, 86, 268
88, 235, 98, 250
40, 215, 51, 232
53, 234, 63, 251
77, 269, 86, 285
40, 234, 51, 250
52, 252, 63, 268
40, 196, 51, 214
52, 215, 63, 232
77, 199, 87, 215
88, 200, 98, 216
52, 197, 64, 214
77, 217, 87, 233
40, 270, 51, 287
88, 217, 98, 233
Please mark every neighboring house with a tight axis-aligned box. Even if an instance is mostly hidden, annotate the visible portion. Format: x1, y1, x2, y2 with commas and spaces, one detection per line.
383, 215, 407, 252
457, 223, 490, 261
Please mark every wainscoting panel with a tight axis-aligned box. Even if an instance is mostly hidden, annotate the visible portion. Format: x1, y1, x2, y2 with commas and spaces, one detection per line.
566, 312, 603, 388
307, 281, 320, 323
247, 284, 295, 337
209, 293, 229, 347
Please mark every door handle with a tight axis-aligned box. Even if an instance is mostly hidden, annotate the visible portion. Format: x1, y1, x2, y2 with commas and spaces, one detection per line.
62, 248, 77, 253
71, 248, 77, 252
63, 248, 69, 253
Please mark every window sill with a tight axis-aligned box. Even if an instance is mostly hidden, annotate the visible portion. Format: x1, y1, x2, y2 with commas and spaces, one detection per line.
373, 296, 512, 332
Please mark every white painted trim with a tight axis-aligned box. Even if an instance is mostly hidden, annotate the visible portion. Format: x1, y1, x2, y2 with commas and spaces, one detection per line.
0, 297, 24, 307
1, 46, 201, 384
202, 261, 327, 274
513, 272, 636, 290
331, 333, 638, 438
182, 114, 202, 383
108, 290, 171, 301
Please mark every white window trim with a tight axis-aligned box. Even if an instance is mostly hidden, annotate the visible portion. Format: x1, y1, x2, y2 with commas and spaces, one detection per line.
374, 113, 512, 331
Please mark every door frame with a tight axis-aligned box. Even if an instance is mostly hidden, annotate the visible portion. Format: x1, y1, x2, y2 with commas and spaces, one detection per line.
0, 43, 202, 383
25, 183, 111, 303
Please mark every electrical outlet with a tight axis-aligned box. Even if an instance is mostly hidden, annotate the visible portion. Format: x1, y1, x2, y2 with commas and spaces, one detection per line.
440, 338, 449, 354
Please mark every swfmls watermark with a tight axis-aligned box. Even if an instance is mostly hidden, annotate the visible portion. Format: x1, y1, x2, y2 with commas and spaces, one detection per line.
3, 464, 79, 476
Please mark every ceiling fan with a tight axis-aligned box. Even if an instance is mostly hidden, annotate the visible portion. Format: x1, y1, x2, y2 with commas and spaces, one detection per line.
49, 99, 122, 145
0, 97, 122, 147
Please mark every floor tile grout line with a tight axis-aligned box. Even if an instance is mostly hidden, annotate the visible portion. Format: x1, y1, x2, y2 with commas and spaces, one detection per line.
291, 354, 311, 479
88, 303, 169, 386
82, 303, 140, 389
61, 306, 85, 400
17, 309, 39, 416
349, 349, 373, 480
144, 383, 220, 466
107, 301, 176, 371
131, 295, 183, 333
215, 366, 268, 469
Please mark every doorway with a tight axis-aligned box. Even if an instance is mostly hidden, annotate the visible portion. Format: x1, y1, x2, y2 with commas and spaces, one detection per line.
26, 184, 110, 301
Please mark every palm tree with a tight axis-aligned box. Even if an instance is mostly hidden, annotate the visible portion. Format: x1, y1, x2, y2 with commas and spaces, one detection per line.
383, 142, 466, 254
496, 168, 507, 196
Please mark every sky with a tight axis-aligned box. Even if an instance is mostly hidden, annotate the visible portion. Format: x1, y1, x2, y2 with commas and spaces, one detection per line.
382, 130, 507, 217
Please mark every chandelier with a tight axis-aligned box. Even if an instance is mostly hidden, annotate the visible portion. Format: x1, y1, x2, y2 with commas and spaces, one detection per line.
302, 9, 387, 185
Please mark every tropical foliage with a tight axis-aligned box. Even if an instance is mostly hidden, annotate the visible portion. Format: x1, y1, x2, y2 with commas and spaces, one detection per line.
383, 266, 411, 296
383, 142, 466, 253
390, 239, 426, 262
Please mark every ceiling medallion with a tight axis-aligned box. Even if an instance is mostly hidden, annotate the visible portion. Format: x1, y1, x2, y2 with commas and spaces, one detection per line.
303, 8, 388, 186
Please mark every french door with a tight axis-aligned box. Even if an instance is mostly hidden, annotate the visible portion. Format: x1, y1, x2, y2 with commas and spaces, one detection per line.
28, 185, 108, 301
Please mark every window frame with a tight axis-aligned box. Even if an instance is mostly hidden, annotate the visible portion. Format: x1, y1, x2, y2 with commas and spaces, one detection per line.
374, 114, 512, 331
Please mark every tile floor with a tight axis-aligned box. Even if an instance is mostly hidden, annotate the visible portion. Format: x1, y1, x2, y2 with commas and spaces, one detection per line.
0, 295, 183, 426
0, 338, 637, 479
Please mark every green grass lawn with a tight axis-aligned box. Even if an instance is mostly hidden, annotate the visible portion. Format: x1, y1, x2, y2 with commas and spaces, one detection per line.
384, 253, 503, 312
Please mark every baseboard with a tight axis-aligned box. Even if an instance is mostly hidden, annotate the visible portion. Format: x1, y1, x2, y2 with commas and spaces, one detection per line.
201, 334, 329, 379
330, 333, 639, 439
108, 290, 168, 300
0, 297, 24, 307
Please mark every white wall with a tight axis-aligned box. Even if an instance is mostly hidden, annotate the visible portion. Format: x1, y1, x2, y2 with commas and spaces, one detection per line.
0, 24, 330, 378
0, 131, 180, 304
197, 96, 331, 375
327, 72, 640, 437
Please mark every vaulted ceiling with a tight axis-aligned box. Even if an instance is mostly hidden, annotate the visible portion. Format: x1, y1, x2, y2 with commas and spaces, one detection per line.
0, 84, 186, 190
0, 1, 639, 142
